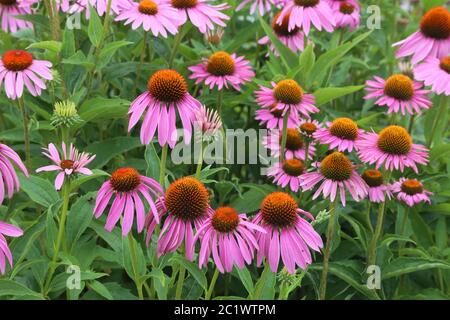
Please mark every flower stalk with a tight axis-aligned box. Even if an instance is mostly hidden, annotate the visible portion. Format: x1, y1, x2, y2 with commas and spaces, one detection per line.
319, 199, 337, 300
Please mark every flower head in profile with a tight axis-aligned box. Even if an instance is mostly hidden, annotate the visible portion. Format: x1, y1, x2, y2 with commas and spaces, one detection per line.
356, 125, 429, 173
298, 118, 323, 138
0, 50, 53, 100
332, 1, 360, 31
57, 0, 121, 17
391, 177, 432, 207
94, 167, 163, 236
300, 152, 369, 206
236, 0, 281, 16
192, 206, 265, 273
115, 0, 181, 36
364, 74, 431, 115
267, 158, 307, 192
0, 143, 28, 206
393, 7, 450, 64
414, 56, 450, 96
361, 169, 392, 203
255, 80, 319, 119
128, 69, 202, 148
0, 221, 23, 274
264, 128, 316, 161
156, 177, 210, 260
50, 100, 84, 128
277, 0, 335, 35
255, 103, 300, 130
313, 118, 364, 152
193, 105, 222, 142
0, 0, 36, 33
259, 11, 306, 55
171, 0, 229, 33
253, 192, 323, 274
189, 51, 255, 91
36, 143, 95, 190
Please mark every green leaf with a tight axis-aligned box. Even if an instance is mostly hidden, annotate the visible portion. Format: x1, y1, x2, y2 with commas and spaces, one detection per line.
435, 216, 447, 250
382, 257, 450, 279
85, 137, 142, 168
235, 267, 254, 296
62, 51, 95, 69
89, 280, 114, 300
88, 5, 103, 46
122, 236, 147, 281
290, 44, 315, 85
78, 97, 130, 124
313, 85, 365, 107
0, 280, 43, 298
69, 169, 109, 192
18, 174, 60, 208
253, 264, 276, 299
145, 143, 160, 181
27, 40, 61, 52
170, 255, 207, 291
66, 193, 95, 249
98, 41, 133, 68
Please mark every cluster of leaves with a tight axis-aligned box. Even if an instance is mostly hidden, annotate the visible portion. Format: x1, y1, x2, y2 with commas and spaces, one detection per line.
0, 0, 449, 300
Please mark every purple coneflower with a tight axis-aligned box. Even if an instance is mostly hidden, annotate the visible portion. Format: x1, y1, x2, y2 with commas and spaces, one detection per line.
264, 128, 316, 161
313, 118, 364, 152
391, 177, 432, 207
189, 51, 255, 91
0, 143, 28, 206
253, 192, 323, 274
0, 0, 35, 33
414, 56, 450, 96
255, 104, 300, 129
94, 167, 163, 236
236, 0, 281, 16
267, 159, 306, 192
333, 1, 360, 31
361, 169, 392, 203
0, 220, 23, 274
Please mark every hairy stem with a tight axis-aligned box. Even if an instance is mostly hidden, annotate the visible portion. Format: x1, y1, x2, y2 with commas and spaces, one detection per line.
319, 199, 337, 300
17, 97, 31, 169
205, 268, 220, 300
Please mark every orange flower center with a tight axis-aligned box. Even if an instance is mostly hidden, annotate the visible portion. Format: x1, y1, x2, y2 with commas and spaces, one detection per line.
274, 79, 304, 105
440, 56, 450, 73
0, 0, 17, 5
110, 168, 141, 192
401, 179, 424, 195
165, 177, 209, 221
211, 207, 240, 233
206, 51, 235, 76
138, 0, 158, 15
2, 50, 33, 71
171, 0, 197, 8
339, 2, 355, 14
419, 7, 450, 40
269, 104, 283, 118
148, 69, 187, 103
282, 159, 305, 177
294, 0, 319, 7
261, 192, 297, 228
320, 152, 353, 181
362, 169, 383, 187
329, 117, 359, 140
300, 122, 318, 135
60, 159, 75, 170
377, 125, 412, 155
272, 11, 300, 36
383, 74, 414, 101
279, 128, 304, 151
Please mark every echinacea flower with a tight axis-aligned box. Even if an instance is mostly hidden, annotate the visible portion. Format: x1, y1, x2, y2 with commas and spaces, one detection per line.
313, 117, 364, 152
258, 11, 306, 55
0, 220, 23, 274
156, 177, 210, 260
393, 7, 450, 64
193, 104, 222, 142
192, 206, 265, 273
0, 0, 36, 33
255, 80, 319, 119
356, 125, 429, 173
128, 69, 202, 147
414, 56, 450, 95
236, 0, 281, 16
171, 0, 229, 34
391, 177, 432, 207
332, 1, 360, 31
0, 50, 53, 100
189, 51, 255, 91
204, 27, 224, 45
298, 118, 323, 137
255, 104, 300, 129
300, 152, 369, 206
264, 128, 316, 161
254, 192, 323, 274
36, 143, 95, 190
364, 74, 431, 115
0, 143, 28, 206
267, 158, 306, 192
361, 169, 392, 203
115, 0, 181, 36
57, 0, 121, 17
94, 167, 163, 236
277, 0, 335, 35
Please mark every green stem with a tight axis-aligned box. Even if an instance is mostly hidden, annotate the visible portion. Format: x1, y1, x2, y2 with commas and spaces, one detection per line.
127, 233, 144, 300
428, 95, 449, 148
216, 90, 224, 119
280, 112, 289, 163
319, 199, 337, 300
159, 144, 168, 188
168, 28, 185, 68
407, 114, 415, 134
17, 97, 31, 169
398, 206, 410, 256
43, 180, 71, 295
195, 142, 204, 178
253, 263, 271, 299
132, 31, 148, 97
366, 201, 373, 234
175, 263, 186, 300
304, 139, 310, 167
205, 268, 220, 300
61, 126, 70, 147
